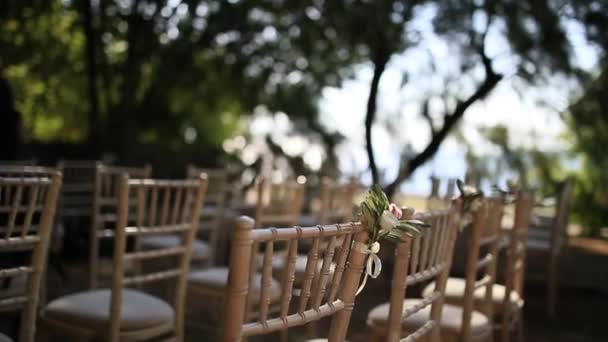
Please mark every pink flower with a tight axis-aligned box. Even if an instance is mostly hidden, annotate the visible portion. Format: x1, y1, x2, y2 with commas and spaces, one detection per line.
389, 203, 402, 219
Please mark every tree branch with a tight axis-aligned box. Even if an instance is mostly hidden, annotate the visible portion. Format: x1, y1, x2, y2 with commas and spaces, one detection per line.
384, 34, 502, 197
365, 47, 390, 185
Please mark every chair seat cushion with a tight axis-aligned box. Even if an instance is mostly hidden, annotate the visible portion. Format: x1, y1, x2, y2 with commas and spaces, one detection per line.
43, 289, 174, 332
422, 278, 523, 316
188, 267, 282, 301
0, 332, 13, 342
141, 235, 211, 261
272, 254, 336, 284
367, 299, 491, 338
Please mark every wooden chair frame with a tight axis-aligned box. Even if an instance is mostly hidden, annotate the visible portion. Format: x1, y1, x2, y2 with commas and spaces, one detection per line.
499, 192, 534, 342
41, 174, 207, 342
186, 165, 227, 267
0, 173, 62, 342
368, 203, 461, 342
89, 164, 152, 288
56, 160, 100, 220
222, 216, 369, 341
317, 178, 357, 225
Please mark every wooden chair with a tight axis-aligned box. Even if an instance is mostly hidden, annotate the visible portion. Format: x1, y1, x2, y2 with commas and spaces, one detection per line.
0, 160, 36, 166
0, 173, 62, 342
527, 178, 573, 318
0, 166, 62, 310
316, 178, 357, 225
366, 202, 462, 342
40, 174, 207, 342
56, 160, 100, 221
179, 165, 227, 267
186, 178, 305, 333
221, 216, 369, 341
418, 197, 505, 342
89, 164, 152, 288
496, 192, 535, 342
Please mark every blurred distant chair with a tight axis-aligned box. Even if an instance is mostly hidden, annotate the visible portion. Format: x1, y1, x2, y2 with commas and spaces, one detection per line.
0, 159, 36, 166
424, 192, 534, 342
186, 177, 305, 335
41, 174, 207, 342
427, 177, 456, 211
185, 165, 227, 267
56, 160, 100, 229
0, 173, 61, 342
368, 199, 502, 342
221, 216, 368, 341
527, 178, 574, 318
89, 164, 152, 289
316, 177, 357, 225
366, 203, 461, 342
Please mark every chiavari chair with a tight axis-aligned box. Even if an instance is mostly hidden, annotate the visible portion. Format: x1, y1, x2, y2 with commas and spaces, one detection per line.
366, 202, 461, 342
527, 179, 573, 318
420, 197, 505, 341
186, 177, 305, 334
0, 173, 62, 342
89, 164, 152, 289
221, 216, 369, 341
41, 174, 207, 342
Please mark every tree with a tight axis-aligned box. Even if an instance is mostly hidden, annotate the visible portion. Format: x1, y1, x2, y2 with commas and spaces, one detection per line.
355, 0, 593, 197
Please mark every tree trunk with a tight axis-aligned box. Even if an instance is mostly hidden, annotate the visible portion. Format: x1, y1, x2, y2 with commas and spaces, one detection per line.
365, 52, 390, 185
81, 0, 101, 153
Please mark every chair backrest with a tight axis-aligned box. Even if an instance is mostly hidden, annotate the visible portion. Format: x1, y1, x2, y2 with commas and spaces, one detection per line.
551, 178, 574, 252
89, 164, 152, 288
0, 166, 57, 178
0, 173, 62, 342
501, 191, 534, 309
107, 175, 207, 341
0, 159, 36, 166
187, 165, 227, 265
317, 178, 357, 224
222, 217, 369, 341
254, 178, 306, 227
458, 197, 504, 339
56, 160, 100, 218
383, 202, 461, 342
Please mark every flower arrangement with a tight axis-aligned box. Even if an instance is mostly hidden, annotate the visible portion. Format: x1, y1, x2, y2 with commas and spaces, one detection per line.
360, 184, 430, 246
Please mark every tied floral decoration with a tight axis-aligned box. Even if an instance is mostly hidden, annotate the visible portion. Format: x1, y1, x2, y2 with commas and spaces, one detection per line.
356, 185, 429, 295
456, 179, 484, 231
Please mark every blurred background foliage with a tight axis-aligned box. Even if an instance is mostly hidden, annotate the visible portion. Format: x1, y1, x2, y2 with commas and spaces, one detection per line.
1, 0, 608, 235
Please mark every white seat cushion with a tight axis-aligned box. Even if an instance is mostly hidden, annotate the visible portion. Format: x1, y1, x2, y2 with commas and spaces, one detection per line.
43, 289, 174, 331
141, 235, 211, 261
422, 278, 523, 317
367, 299, 491, 339
188, 267, 282, 301
0, 332, 13, 342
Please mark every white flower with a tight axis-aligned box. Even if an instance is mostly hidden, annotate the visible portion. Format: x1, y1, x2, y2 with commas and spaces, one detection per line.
379, 210, 399, 235
369, 241, 381, 254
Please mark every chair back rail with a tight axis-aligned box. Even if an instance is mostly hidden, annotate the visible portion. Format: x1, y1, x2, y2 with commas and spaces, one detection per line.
108, 174, 207, 341
187, 165, 227, 265
384, 203, 460, 342
222, 217, 368, 342
254, 178, 306, 228
0, 173, 62, 342
500, 191, 534, 341
89, 164, 152, 288
56, 160, 100, 218
317, 178, 357, 225
551, 178, 574, 253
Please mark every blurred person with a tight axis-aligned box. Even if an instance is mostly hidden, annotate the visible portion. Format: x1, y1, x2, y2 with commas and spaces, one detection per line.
0, 74, 24, 160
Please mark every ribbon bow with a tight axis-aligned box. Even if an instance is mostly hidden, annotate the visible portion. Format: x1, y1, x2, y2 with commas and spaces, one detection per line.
354, 241, 382, 295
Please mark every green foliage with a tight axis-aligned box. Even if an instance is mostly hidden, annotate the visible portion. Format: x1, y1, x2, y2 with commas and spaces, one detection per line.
567, 68, 608, 235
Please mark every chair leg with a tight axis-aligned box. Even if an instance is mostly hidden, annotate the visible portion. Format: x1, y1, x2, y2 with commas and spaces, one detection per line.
547, 254, 559, 319
516, 312, 525, 342
499, 315, 510, 342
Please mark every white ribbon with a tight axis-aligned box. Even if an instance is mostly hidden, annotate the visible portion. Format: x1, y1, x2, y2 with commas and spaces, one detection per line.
353, 241, 382, 295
